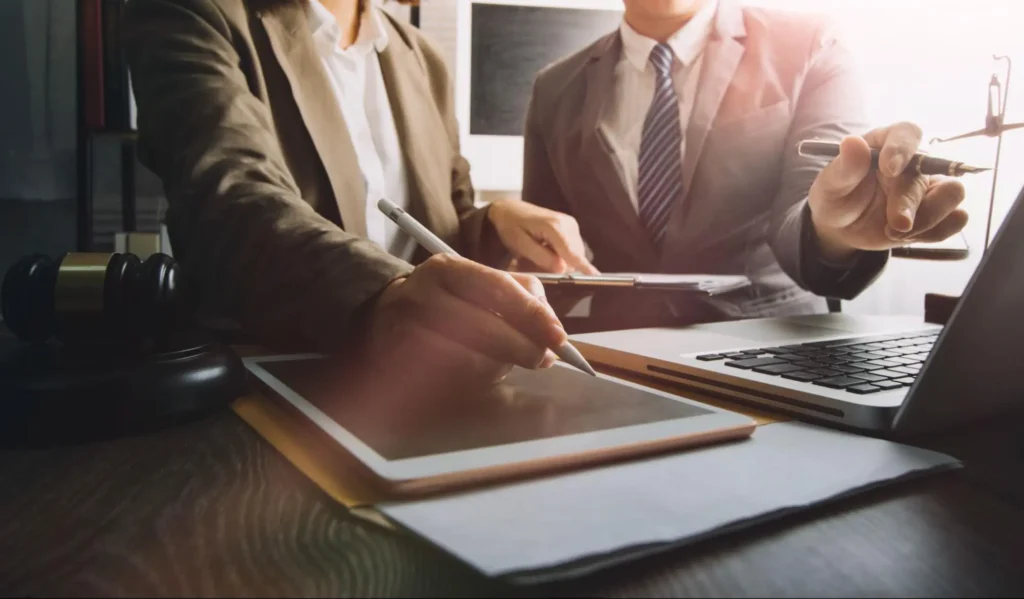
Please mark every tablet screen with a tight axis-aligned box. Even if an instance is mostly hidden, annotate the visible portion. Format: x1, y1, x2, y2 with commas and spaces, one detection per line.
257, 358, 712, 461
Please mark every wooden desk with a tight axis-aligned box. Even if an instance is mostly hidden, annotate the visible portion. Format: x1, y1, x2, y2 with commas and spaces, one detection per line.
2, 405, 1024, 597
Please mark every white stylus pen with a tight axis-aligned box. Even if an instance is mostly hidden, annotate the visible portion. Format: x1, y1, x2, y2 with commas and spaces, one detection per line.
378, 198, 597, 377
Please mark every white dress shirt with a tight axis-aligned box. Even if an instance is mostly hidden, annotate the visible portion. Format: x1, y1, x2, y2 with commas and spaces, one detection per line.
309, 0, 416, 260
609, 0, 718, 212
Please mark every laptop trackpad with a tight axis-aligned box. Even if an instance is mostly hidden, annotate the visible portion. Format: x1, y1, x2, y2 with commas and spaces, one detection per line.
692, 318, 846, 344
665, 321, 837, 355
576, 324, 830, 357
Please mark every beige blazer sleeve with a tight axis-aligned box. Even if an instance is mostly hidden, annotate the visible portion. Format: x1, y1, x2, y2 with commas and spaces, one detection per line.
453, 155, 508, 270
766, 25, 887, 300
124, 0, 413, 352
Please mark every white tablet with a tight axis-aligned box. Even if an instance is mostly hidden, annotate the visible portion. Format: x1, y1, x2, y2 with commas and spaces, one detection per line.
244, 355, 756, 496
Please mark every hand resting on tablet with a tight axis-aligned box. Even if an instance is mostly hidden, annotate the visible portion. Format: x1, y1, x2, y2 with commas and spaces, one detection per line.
364, 254, 567, 386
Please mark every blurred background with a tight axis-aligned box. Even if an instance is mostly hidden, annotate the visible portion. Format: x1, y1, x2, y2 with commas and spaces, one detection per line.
0, 0, 1020, 318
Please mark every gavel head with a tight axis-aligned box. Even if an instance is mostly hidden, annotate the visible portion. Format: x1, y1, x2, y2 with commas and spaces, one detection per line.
1, 252, 190, 343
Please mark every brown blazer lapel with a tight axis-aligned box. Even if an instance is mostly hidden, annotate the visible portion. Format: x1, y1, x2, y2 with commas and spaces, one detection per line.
681, 0, 747, 197
258, 4, 368, 237
579, 35, 659, 265
376, 19, 454, 237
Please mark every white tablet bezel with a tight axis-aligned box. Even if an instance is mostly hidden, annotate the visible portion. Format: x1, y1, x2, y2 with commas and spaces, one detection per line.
243, 355, 755, 483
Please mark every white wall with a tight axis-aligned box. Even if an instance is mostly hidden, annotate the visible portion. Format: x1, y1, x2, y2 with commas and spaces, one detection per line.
419, 0, 459, 68
379, 0, 413, 23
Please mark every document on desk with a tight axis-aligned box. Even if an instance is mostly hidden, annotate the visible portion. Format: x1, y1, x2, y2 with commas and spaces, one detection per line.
236, 390, 960, 583
526, 273, 751, 296
379, 422, 960, 583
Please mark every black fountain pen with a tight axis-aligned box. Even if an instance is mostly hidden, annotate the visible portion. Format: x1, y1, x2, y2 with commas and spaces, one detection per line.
797, 140, 991, 177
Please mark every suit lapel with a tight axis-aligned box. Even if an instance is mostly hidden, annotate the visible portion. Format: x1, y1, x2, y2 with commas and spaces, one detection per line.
580, 35, 659, 265
680, 0, 746, 197
659, 0, 746, 267
376, 18, 453, 241
258, 3, 368, 237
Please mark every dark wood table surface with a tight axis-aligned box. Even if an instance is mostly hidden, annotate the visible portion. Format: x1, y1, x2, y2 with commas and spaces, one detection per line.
3, 400, 1024, 598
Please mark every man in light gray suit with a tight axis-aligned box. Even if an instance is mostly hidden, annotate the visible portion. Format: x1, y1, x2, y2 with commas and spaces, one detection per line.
510, 0, 968, 331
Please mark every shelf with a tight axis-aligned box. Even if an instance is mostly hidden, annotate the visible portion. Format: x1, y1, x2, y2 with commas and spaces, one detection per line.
87, 129, 138, 141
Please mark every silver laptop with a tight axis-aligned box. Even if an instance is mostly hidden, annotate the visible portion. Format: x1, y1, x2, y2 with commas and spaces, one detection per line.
571, 184, 1024, 437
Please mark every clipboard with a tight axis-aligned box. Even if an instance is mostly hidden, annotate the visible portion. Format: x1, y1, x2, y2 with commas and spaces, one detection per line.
525, 273, 751, 296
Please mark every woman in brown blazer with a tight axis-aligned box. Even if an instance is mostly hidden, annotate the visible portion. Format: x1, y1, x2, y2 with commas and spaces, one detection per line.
124, 0, 594, 379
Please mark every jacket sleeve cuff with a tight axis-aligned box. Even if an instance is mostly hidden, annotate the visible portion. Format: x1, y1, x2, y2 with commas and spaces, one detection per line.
799, 203, 889, 300
460, 203, 512, 269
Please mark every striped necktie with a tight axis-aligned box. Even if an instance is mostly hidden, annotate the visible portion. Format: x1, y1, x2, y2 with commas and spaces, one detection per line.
637, 43, 683, 247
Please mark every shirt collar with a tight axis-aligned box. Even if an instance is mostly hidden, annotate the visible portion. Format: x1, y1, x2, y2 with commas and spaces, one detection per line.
308, 0, 389, 54
619, 0, 718, 72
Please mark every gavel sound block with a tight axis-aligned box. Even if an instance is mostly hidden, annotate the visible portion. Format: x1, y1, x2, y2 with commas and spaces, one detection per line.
0, 252, 245, 448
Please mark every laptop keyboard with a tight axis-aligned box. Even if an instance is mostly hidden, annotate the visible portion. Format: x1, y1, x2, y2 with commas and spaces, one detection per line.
695, 332, 937, 395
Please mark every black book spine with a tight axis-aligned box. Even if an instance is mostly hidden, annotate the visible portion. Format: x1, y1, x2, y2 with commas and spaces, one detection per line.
101, 0, 129, 130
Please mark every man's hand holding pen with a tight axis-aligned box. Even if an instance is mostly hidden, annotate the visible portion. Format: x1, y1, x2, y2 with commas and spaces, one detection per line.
806, 121, 970, 263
